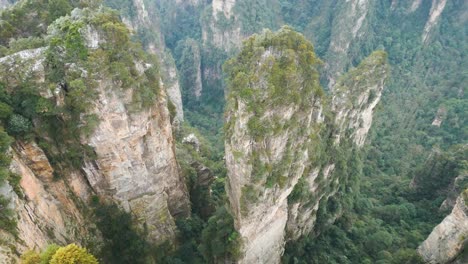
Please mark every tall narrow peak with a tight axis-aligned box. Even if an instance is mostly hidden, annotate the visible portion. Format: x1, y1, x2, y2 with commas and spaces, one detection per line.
325, 0, 371, 89
224, 27, 325, 263
332, 50, 389, 147
202, 0, 242, 51
286, 50, 389, 240
108, 0, 185, 122
224, 27, 389, 263
422, 0, 448, 43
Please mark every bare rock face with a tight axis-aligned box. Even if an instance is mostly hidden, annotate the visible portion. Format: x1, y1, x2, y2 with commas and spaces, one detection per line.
286, 50, 389, 240
82, 77, 189, 242
0, 142, 91, 263
325, 0, 371, 89
332, 51, 389, 147
75, 8, 190, 241
422, 0, 448, 43
121, 0, 185, 122
0, 7, 190, 258
418, 193, 468, 264
224, 28, 389, 263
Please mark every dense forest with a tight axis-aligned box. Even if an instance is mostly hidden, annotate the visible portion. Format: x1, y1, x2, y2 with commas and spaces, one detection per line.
0, 0, 466, 263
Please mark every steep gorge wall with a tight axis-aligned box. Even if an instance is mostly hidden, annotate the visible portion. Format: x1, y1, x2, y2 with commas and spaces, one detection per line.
202, 0, 241, 52
287, 51, 389, 241
224, 28, 389, 263
0, 6, 189, 261
0, 142, 92, 263
117, 0, 185, 122
418, 193, 468, 264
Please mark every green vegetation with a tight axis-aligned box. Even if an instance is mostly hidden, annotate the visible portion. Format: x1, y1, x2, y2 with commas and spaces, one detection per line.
0, 3, 162, 174
92, 200, 149, 264
199, 206, 242, 263
50, 244, 98, 264
0, 1, 465, 263
20, 243, 98, 264
168, 124, 242, 263
0, 127, 17, 236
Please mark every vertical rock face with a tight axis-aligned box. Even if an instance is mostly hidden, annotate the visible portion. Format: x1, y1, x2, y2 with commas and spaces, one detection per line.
177, 39, 203, 99
286, 50, 389, 240
69, 8, 190, 242
120, 0, 185, 121
422, 0, 448, 43
82, 77, 189, 242
224, 28, 325, 263
202, 0, 242, 51
224, 28, 389, 263
0, 142, 92, 263
331, 51, 389, 147
409, 0, 423, 12
418, 193, 468, 264
0, 6, 190, 259
325, 0, 371, 89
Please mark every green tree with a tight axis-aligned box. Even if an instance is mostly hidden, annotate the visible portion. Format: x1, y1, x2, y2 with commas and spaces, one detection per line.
7, 114, 31, 136
40, 244, 60, 264
47, 0, 72, 23
0, 102, 13, 119
199, 206, 242, 263
93, 202, 148, 264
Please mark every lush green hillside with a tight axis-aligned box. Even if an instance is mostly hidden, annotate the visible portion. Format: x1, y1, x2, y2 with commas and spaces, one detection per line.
0, 0, 466, 263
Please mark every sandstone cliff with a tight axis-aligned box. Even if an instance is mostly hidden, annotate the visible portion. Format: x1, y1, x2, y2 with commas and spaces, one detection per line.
418, 192, 468, 264
325, 0, 371, 89
202, 0, 242, 52
0, 6, 189, 261
224, 28, 389, 263
119, 0, 185, 122
0, 142, 92, 263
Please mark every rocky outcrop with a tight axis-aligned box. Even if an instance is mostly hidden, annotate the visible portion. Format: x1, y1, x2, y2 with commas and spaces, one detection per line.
409, 0, 423, 12
202, 0, 242, 51
122, 0, 185, 121
177, 38, 203, 100
0, 142, 92, 263
422, 0, 448, 43
81, 75, 189, 242
325, 0, 371, 89
0, 6, 190, 259
286, 50, 389, 240
418, 193, 468, 264
432, 107, 447, 127
332, 50, 389, 147
71, 7, 190, 241
225, 34, 325, 261
224, 28, 389, 263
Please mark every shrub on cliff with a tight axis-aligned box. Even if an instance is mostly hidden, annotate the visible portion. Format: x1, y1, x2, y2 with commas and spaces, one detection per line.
20, 244, 98, 264
49, 244, 98, 264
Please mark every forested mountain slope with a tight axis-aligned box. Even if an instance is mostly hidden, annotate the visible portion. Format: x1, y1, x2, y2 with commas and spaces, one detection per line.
0, 0, 466, 263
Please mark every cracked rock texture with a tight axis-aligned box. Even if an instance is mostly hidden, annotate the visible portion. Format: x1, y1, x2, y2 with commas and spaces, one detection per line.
224, 28, 389, 263
418, 193, 468, 264
0, 7, 189, 261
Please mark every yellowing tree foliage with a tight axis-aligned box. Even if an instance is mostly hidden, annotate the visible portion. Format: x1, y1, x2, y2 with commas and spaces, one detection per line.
49, 244, 98, 264
20, 251, 41, 264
